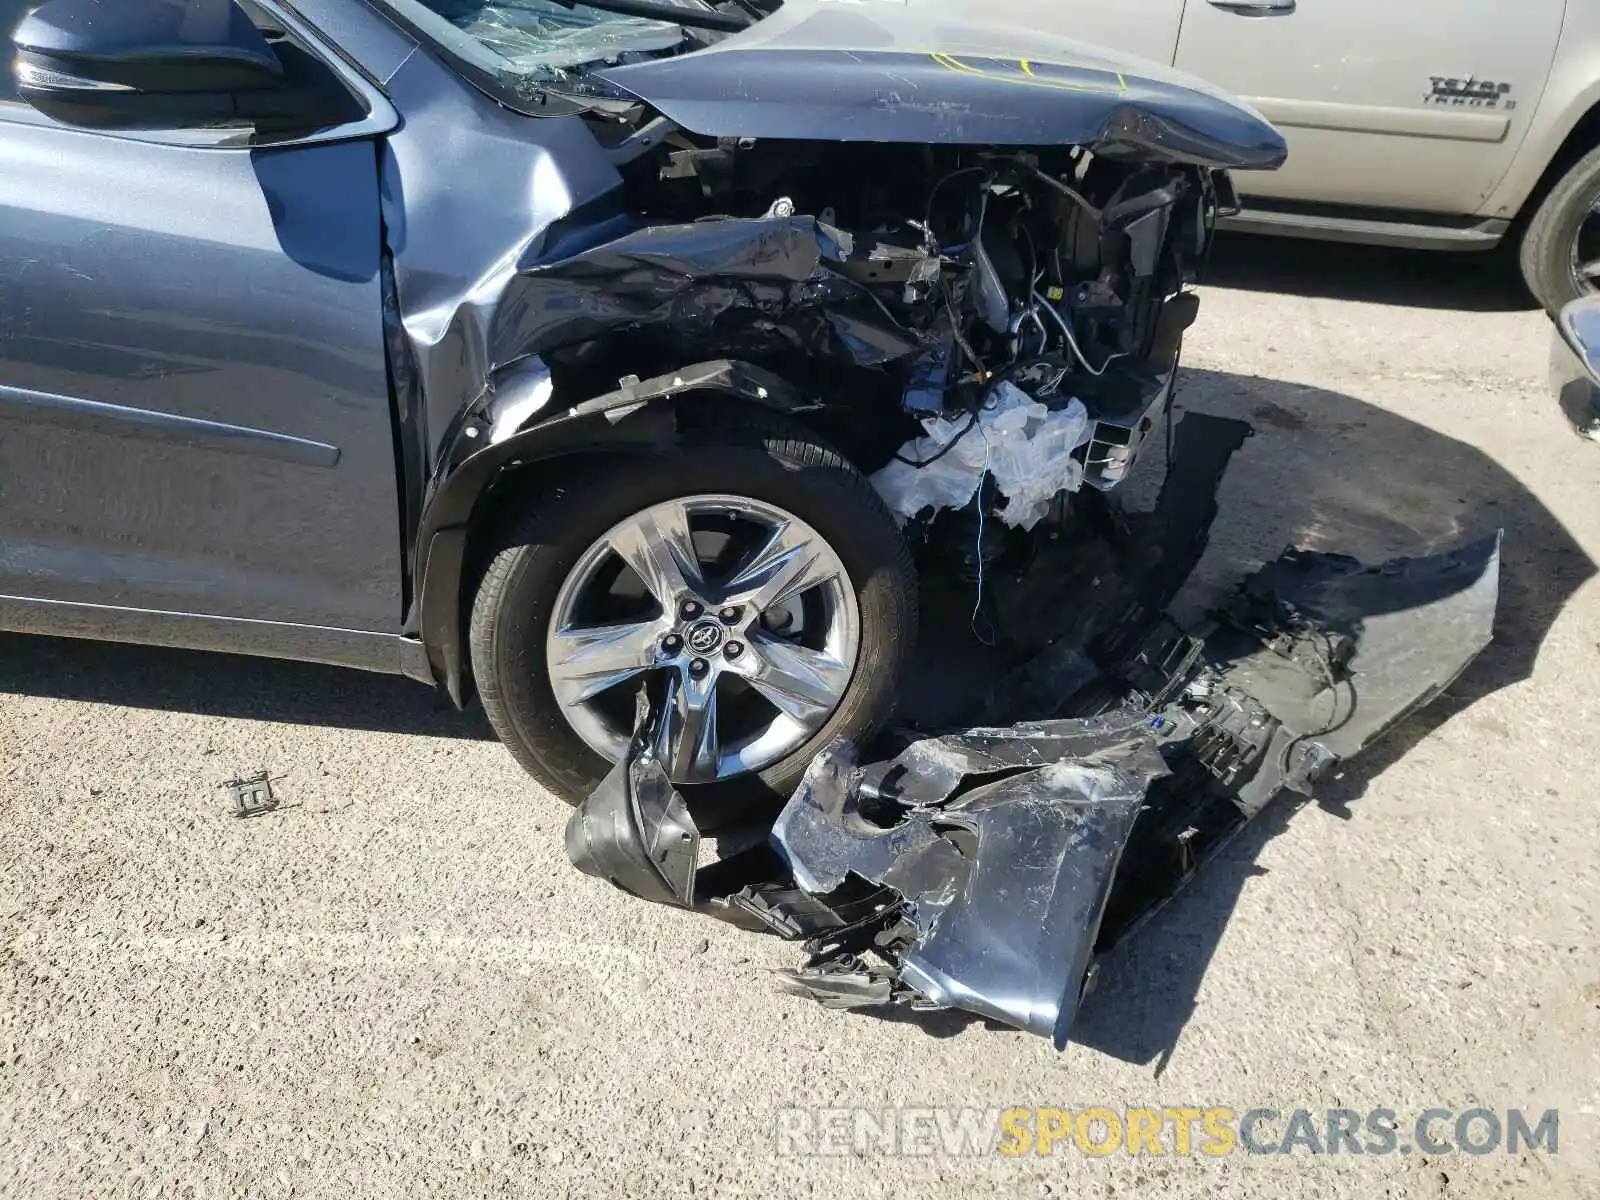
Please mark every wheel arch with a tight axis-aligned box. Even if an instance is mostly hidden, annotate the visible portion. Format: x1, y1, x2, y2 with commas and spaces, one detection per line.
410, 360, 811, 708
1484, 50, 1600, 224
1507, 101, 1600, 228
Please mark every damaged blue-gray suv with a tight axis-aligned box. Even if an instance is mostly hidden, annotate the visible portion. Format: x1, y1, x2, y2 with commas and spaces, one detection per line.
1, 0, 1500, 1046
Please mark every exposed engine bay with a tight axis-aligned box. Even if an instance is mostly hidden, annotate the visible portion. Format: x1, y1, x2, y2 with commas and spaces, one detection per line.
405, 0, 1285, 511
601, 137, 1216, 503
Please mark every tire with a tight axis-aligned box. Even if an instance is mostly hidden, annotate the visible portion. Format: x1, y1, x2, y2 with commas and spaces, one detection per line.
468, 404, 916, 824
1519, 142, 1600, 317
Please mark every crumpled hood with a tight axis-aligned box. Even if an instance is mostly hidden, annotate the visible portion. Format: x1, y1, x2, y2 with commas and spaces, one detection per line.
592, 0, 1286, 169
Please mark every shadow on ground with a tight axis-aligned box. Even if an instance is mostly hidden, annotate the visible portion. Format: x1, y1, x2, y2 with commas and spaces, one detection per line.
1206, 232, 1537, 313
1065, 364, 1592, 1068
0, 634, 492, 741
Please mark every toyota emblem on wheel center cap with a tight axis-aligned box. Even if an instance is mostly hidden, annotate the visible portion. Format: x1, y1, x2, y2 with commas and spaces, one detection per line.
685, 620, 725, 654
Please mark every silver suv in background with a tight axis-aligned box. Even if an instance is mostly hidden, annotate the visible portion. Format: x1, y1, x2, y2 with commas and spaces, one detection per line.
985, 0, 1600, 315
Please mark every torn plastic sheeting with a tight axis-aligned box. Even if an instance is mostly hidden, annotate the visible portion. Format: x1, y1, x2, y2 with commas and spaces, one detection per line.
489, 215, 936, 369
870, 382, 1091, 530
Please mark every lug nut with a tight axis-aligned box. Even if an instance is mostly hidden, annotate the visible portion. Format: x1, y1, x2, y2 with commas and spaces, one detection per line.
679, 599, 703, 620
718, 605, 743, 625
689, 657, 710, 677
723, 641, 744, 660
661, 633, 683, 654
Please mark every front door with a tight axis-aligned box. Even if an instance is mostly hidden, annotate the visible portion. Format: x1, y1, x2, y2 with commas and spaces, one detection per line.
0, 4, 403, 635
1174, 0, 1566, 214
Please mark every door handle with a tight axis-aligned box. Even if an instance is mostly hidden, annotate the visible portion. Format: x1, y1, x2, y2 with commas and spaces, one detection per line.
1206, 0, 1296, 13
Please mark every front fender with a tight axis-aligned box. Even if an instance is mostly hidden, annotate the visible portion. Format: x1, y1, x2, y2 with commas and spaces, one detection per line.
410, 360, 807, 706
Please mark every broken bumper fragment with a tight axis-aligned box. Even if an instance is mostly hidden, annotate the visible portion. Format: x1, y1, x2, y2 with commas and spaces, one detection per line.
568, 528, 1501, 1047
773, 728, 1162, 1046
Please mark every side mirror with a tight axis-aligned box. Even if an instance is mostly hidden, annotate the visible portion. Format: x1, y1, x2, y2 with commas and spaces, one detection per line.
11, 0, 319, 131
1554, 296, 1600, 442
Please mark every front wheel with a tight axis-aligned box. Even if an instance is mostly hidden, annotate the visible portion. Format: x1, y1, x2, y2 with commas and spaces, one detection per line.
468, 410, 916, 817
1519, 143, 1600, 316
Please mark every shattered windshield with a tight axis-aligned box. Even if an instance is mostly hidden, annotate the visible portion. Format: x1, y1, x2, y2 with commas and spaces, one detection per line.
373, 0, 692, 96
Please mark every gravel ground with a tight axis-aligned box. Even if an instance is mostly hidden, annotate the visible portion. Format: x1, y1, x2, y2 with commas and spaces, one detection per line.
3, 239, 1599, 1199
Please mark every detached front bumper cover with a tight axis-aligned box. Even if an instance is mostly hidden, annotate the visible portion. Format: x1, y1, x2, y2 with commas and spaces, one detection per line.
565, 420, 1502, 1048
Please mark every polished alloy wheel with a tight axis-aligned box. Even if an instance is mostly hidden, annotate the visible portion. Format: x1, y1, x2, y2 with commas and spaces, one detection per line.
1571, 191, 1600, 295
546, 494, 860, 783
